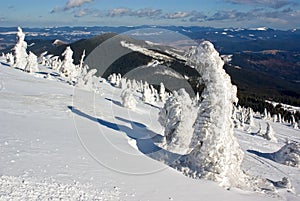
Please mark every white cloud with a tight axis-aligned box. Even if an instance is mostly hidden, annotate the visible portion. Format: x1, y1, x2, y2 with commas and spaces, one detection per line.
65, 0, 94, 10
108, 8, 131, 17
226, 0, 296, 9
164, 11, 191, 19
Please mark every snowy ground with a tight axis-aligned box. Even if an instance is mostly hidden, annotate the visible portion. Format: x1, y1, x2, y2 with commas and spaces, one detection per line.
0, 59, 299, 200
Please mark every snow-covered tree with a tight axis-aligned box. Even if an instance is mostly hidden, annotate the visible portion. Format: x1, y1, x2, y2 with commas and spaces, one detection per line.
121, 89, 137, 109
245, 108, 254, 126
158, 88, 197, 154
115, 74, 122, 88
108, 73, 117, 85
263, 108, 268, 120
180, 41, 247, 188
193, 92, 200, 106
256, 123, 263, 136
13, 27, 28, 69
272, 141, 300, 168
24, 52, 39, 73
79, 50, 85, 69
6, 53, 14, 66
262, 123, 277, 142
60, 46, 78, 81
272, 114, 278, 123
120, 78, 128, 90
159, 82, 166, 103
50, 56, 61, 71
278, 113, 282, 123
76, 65, 99, 91
142, 81, 155, 104
131, 79, 138, 92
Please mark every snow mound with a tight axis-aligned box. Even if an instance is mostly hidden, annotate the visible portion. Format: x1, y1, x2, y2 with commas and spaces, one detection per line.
272, 142, 300, 168
0, 176, 120, 201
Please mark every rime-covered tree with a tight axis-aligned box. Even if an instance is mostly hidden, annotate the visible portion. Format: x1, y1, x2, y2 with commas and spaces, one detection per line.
180, 41, 247, 188
278, 113, 282, 123
158, 88, 197, 154
121, 89, 137, 109
76, 65, 99, 91
142, 81, 155, 104
13, 27, 28, 69
272, 141, 300, 168
6, 53, 14, 66
25, 52, 39, 73
60, 46, 78, 81
263, 123, 277, 142
244, 107, 254, 126
159, 82, 166, 103
108, 73, 117, 85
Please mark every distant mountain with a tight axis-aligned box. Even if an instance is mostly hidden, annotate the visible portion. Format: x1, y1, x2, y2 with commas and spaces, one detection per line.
1, 26, 299, 109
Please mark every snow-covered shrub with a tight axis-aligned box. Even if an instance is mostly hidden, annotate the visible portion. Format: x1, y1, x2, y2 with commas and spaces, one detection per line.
24, 52, 39, 73
179, 41, 247, 188
158, 88, 197, 154
13, 27, 28, 69
272, 142, 300, 168
121, 89, 137, 109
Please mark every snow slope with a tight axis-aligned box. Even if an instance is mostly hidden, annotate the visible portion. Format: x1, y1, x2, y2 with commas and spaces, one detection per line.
0, 59, 299, 200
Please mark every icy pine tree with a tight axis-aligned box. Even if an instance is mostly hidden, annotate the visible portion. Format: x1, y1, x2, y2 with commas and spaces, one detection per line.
158, 88, 197, 154
13, 27, 28, 69
180, 41, 247, 188
25, 52, 39, 73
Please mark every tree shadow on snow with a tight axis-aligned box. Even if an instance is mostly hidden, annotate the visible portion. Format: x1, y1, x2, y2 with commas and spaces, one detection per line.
247, 149, 274, 161
68, 106, 182, 165
105, 98, 123, 107
0, 62, 10, 67
35, 71, 60, 77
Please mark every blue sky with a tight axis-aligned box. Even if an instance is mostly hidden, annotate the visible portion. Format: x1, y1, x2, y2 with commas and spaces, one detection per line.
0, 0, 299, 29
